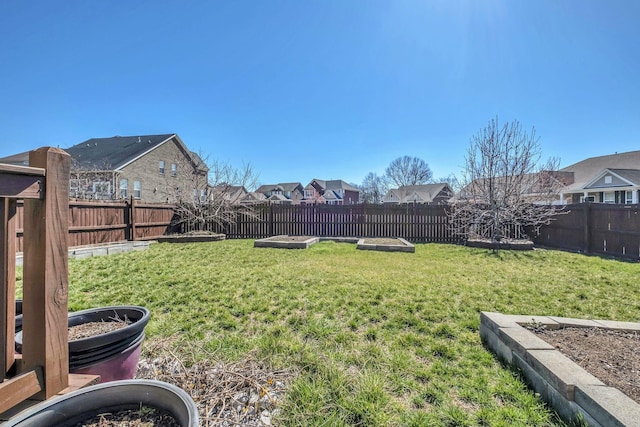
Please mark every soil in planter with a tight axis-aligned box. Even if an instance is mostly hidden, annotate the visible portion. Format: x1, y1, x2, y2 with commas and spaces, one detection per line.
73, 406, 180, 427
69, 319, 131, 341
362, 238, 405, 245
534, 327, 640, 403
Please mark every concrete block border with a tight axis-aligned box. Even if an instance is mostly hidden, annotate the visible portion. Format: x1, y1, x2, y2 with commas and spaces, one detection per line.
480, 311, 640, 426
254, 235, 319, 249
356, 238, 415, 253
17, 241, 151, 266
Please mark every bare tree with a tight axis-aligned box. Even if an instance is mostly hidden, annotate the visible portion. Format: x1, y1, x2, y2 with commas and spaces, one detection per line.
448, 117, 567, 242
360, 172, 387, 203
164, 152, 260, 233
69, 158, 119, 200
436, 173, 462, 194
384, 156, 433, 187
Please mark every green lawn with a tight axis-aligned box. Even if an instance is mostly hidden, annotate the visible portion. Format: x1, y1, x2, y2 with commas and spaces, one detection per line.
55, 240, 640, 426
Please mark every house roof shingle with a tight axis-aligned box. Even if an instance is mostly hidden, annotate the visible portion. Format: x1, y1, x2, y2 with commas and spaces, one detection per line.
561, 150, 640, 191
65, 134, 178, 170
306, 179, 360, 193
384, 183, 452, 204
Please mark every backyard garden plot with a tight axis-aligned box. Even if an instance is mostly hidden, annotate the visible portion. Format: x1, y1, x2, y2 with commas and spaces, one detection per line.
254, 235, 319, 249
42, 240, 640, 426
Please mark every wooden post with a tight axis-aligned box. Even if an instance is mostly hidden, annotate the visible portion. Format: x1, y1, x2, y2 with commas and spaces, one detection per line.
268, 202, 274, 236
22, 147, 70, 399
583, 203, 591, 254
0, 198, 17, 380
130, 195, 137, 241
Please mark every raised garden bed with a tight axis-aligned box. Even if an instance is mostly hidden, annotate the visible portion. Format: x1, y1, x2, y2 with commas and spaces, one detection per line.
254, 235, 319, 249
155, 233, 225, 243
480, 311, 640, 426
466, 238, 534, 250
356, 237, 415, 253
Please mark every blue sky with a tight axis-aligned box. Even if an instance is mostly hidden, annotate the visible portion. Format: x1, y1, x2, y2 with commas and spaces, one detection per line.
1, 1, 638, 187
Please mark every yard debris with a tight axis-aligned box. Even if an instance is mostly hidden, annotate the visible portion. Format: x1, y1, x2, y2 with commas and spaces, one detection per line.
136, 337, 296, 426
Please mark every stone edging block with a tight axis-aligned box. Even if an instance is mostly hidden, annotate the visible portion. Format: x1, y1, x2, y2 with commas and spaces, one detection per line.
356, 238, 415, 253
254, 235, 319, 249
480, 311, 640, 426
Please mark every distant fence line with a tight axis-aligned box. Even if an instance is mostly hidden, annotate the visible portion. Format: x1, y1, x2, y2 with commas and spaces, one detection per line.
198, 203, 457, 243
11, 200, 640, 261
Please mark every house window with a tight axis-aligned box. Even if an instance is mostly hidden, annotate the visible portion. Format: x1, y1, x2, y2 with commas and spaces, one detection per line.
120, 179, 128, 198
626, 190, 633, 204
134, 181, 141, 199
92, 181, 111, 199
580, 195, 596, 203
304, 190, 314, 198
604, 175, 612, 184
200, 189, 206, 202
171, 163, 177, 177
159, 161, 165, 175
603, 191, 615, 203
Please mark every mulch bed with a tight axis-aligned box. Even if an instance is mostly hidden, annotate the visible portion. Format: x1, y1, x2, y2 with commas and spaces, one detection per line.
68, 320, 130, 341
535, 327, 640, 403
73, 407, 180, 426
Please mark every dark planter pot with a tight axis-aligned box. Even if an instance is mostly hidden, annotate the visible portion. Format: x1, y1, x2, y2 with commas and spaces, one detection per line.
16, 306, 150, 382
5, 379, 199, 427
66, 306, 150, 355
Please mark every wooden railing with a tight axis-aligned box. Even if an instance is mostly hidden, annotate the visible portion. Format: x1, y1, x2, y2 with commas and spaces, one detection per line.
0, 148, 97, 416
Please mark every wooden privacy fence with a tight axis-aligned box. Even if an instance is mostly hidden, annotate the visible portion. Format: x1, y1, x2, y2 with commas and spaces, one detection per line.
534, 203, 640, 260
211, 203, 457, 243
14, 198, 174, 252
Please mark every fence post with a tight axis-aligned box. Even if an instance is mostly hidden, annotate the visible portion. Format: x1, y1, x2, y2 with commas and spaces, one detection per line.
583, 203, 591, 254
269, 202, 274, 236
130, 195, 137, 241
23, 147, 70, 398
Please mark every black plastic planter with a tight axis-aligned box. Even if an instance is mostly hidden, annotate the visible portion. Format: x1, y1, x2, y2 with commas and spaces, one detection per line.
66, 306, 150, 354
16, 306, 150, 382
5, 379, 199, 427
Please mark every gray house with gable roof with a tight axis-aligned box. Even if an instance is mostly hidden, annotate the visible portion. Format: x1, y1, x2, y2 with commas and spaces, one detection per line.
559, 150, 640, 204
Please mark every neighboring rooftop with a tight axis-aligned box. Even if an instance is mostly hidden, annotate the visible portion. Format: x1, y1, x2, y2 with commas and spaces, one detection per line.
561, 150, 640, 191
66, 134, 177, 169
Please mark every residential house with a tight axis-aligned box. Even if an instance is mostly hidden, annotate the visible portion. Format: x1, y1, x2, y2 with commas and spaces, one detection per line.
255, 182, 304, 204
239, 191, 267, 205
453, 171, 573, 206
303, 179, 360, 205
63, 134, 207, 203
0, 151, 30, 167
208, 184, 249, 205
383, 183, 453, 205
558, 150, 640, 204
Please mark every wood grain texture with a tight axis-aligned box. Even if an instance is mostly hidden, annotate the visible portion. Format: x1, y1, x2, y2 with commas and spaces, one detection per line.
22, 147, 70, 399
0, 174, 43, 199
0, 198, 17, 379
0, 369, 43, 414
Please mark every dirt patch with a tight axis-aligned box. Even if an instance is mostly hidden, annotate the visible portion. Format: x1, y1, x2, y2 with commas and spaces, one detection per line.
69, 320, 130, 341
362, 238, 406, 245
534, 327, 640, 403
264, 235, 314, 242
73, 407, 180, 426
